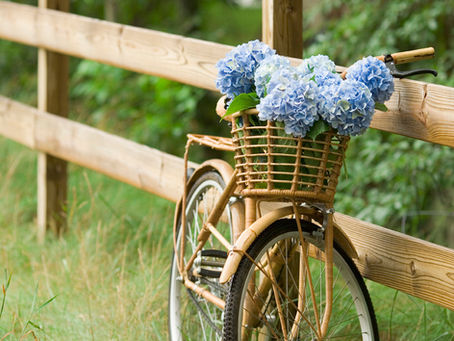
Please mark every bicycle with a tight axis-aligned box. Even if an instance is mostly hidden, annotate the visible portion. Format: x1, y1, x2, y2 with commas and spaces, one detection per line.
168, 47, 436, 340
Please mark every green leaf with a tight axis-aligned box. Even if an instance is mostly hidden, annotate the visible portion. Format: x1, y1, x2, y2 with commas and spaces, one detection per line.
307, 120, 331, 140
224, 92, 260, 117
351, 110, 365, 119
375, 102, 388, 112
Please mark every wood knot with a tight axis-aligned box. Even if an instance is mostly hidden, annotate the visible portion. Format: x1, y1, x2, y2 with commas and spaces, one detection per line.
410, 261, 417, 276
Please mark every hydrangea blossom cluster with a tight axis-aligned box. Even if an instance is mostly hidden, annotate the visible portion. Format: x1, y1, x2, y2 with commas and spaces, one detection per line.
215, 40, 275, 99
265, 66, 299, 98
216, 40, 395, 137
320, 80, 375, 136
254, 55, 291, 98
346, 56, 394, 103
297, 54, 336, 76
257, 77, 319, 137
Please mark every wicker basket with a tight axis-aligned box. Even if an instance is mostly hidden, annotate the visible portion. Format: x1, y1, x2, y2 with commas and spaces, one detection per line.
230, 109, 349, 204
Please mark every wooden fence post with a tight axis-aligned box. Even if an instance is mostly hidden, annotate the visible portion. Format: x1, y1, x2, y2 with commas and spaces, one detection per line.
262, 0, 303, 57
37, 0, 70, 241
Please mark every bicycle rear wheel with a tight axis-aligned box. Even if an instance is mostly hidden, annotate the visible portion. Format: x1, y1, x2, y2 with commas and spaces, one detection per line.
169, 171, 235, 341
223, 219, 378, 340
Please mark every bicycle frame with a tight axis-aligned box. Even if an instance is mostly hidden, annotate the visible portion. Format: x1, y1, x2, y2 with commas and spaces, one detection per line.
172, 47, 436, 340
173, 135, 352, 339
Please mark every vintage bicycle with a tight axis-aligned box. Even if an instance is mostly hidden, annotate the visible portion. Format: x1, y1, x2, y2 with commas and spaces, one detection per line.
168, 48, 436, 340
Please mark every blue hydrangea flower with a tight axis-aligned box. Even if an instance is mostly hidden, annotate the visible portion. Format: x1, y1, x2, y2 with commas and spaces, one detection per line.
266, 66, 299, 95
301, 68, 342, 88
320, 79, 375, 136
346, 56, 394, 103
216, 40, 275, 99
254, 55, 291, 98
312, 73, 340, 114
297, 54, 336, 76
257, 78, 319, 137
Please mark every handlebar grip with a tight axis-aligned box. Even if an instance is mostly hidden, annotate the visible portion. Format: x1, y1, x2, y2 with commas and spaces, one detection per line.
377, 47, 435, 65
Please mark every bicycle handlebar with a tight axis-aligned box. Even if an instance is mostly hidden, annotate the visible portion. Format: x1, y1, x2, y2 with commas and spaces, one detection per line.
376, 47, 435, 65
340, 47, 436, 79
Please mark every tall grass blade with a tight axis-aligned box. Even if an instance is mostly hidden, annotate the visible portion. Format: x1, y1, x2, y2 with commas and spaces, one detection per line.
388, 290, 399, 340
0, 270, 12, 320
27, 321, 41, 330
0, 331, 13, 341
21, 285, 39, 336
423, 302, 427, 340
19, 330, 37, 341
38, 295, 58, 311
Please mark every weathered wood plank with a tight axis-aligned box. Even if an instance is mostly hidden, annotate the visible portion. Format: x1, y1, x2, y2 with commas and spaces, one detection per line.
371, 79, 454, 147
0, 96, 193, 203
37, 0, 69, 239
0, 1, 230, 91
0, 1, 453, 147
1, 94, 454, 309
335, 212, 454, 310
262, 0, 303, 58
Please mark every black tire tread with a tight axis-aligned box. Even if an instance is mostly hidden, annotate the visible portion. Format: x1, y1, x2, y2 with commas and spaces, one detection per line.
168, 171, 226, 341
223, 219, 379, 340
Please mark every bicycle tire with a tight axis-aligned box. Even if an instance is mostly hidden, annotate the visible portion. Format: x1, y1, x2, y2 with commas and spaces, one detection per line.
169, 171, 234, 341
223, 219, 379, 340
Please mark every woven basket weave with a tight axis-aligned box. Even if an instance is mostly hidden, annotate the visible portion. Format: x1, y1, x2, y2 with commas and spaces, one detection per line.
230, 109, 349, 204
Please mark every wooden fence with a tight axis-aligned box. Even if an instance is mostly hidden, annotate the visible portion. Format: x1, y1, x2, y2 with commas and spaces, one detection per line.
0, 1, 453, 311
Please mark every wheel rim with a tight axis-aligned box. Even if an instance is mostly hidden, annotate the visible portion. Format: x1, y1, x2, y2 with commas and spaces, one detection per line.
235, 230, 375, 340
169, 176, 233, 341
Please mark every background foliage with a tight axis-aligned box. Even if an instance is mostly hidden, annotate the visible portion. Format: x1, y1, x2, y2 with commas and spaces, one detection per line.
0, 0, 453, 339
303, 0, 454, 244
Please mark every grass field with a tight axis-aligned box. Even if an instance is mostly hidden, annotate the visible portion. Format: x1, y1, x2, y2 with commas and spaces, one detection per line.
0, 137, 452, 340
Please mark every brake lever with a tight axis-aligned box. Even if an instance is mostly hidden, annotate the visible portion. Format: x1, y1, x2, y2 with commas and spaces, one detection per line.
384, 54, 437, 79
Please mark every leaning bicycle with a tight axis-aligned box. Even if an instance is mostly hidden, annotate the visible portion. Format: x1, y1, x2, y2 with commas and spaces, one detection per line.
168, 45, 436, 340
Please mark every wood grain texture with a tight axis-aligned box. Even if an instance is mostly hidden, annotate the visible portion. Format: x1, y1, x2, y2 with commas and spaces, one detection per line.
371, 79, 454, 147
0, 1, 453, 147
0, 96, 194, 203
0, 1, 230, 91
335, 213, 454, 310
37, 0, 70, 239
262, 0, 303, 58
1, 94, 454, 308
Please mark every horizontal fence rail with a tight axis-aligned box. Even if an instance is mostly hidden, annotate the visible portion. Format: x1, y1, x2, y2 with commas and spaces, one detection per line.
1, 0, 454, 310
1, 2, 454, 147
0, 1, 230, 91
335, 213, 454, 310
1, 95, 453, 310
0, 96, 196, 202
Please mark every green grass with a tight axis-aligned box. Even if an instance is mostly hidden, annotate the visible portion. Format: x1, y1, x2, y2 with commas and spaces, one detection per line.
0, 137, 174, 340
0, 137, 452, 340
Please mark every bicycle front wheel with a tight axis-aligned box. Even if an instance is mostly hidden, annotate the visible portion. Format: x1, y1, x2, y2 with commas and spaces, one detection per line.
169, 171, 235, 341
223, 219, 378, 340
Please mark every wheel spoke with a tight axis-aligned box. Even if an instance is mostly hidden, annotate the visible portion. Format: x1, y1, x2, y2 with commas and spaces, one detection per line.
169, 173, 233, 341
223, 220, 378, 340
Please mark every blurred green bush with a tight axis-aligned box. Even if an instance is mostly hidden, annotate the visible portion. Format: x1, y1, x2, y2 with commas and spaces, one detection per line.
304, 0, 454, 244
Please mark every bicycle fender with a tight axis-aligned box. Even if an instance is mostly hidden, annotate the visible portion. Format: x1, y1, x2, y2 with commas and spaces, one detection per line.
219, 206, 358, 284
